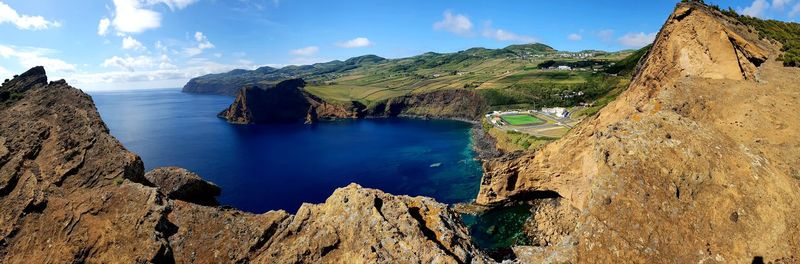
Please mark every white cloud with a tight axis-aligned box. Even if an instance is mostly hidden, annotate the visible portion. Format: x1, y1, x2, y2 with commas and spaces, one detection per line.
433, 10, 473, 36
567, 33, 583, 41
0, 45, 76, 73
740, 0, 770, 18
791, 3, 800, 17
146, 0, 198, 10
112, 0, 162, 34
101, 55, 156, 71
71, 58, 257, 90
109, 0, 198, 34
0, 2, 61, 30
154, 40, 167, 52
597, 29, 614, 42
481, 21, 537, 43
184, 31, 215, 56
122, 36, 146, 51
773, 0, 793, 9
98, 18, 111, 36
100, 54, 177, 72
0, 65, 10, 80
337, 37, 373, 48
618, 32, 657, 48
290, 46, 319, 56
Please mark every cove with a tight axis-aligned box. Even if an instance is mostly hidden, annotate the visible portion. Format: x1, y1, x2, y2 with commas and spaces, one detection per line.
90, 88, 482, 213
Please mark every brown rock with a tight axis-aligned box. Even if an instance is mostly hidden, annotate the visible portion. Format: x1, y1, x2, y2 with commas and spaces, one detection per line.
477, 3, 800, 263
0, 68, 489, 263
145, 167, 221, 206
0, 66, 47, 95
253, 183, 487, 263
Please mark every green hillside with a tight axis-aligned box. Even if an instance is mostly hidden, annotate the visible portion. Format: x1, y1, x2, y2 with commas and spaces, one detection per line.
185, 43, 645, 112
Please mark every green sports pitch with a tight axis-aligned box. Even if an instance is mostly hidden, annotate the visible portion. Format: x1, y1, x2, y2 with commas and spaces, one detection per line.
501, 114, 545, 126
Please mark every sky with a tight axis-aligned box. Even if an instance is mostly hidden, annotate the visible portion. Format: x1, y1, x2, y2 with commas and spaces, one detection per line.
0, 0, 798, 90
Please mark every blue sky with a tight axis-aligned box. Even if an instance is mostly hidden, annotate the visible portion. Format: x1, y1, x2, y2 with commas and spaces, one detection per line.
0, 0, 797, 90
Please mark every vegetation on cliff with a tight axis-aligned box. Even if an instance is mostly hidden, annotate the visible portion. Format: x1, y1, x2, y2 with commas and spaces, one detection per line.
708, 4, 800, 67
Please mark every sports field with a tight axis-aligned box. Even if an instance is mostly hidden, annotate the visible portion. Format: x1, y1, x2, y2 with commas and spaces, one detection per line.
501, 114, 544, 126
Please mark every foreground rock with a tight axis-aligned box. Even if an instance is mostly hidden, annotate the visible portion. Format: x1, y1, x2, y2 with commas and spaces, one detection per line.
478, 3, 800, 262
145, 167, 221, 206
0, 67, 489, 263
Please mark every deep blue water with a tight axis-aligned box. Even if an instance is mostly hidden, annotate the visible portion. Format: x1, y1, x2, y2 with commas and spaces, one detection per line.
90, 88, 482, 213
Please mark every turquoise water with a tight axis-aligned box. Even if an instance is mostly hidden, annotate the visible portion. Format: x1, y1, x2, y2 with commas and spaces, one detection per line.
90, 88, 482, 213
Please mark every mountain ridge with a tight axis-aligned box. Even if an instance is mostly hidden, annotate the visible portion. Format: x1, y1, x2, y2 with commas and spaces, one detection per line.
181, 43, 597, 96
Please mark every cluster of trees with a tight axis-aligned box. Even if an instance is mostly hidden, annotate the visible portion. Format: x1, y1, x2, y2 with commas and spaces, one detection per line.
479, 75, 623, 108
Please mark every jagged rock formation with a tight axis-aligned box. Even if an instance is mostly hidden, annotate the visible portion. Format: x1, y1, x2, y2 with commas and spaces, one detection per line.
0, 67, 489, 263
477, 3, 800, 263
218, 79, 364, 124
145, 167, 221, 206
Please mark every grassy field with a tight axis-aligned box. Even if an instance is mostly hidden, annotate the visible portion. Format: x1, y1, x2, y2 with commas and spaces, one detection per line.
501, 114, 544, 126
488, 127, 557, 152
305, 84, 413, 104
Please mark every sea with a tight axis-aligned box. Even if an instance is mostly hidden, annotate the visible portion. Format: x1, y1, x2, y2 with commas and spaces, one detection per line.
90, 88, 483, 213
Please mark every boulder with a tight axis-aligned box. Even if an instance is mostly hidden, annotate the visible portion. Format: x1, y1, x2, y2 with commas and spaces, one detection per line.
145, 167, 221, 206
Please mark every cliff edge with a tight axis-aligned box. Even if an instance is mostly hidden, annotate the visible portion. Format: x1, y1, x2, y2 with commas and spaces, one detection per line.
0, 67, 489, 263
218, 79, 365, 124
219, 80, 488, 125
477, 3, 800, 263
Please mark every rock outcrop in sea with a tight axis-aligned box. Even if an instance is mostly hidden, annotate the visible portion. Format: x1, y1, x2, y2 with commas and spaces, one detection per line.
0, 67, 489, 263
218, 79, 365, 124
477, 3, 800, 262
219, 79, 489, 124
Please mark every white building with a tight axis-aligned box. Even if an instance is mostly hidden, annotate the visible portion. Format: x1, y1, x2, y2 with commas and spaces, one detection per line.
557, 65, 572, 71
542, 107, 570, 118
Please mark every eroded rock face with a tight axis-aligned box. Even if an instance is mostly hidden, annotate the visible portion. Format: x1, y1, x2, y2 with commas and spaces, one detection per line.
220, 79, 488, 125
145, 167, 221, 206
218, 79, 363, 124
218, 79, 313, 124
0, 68, 489, 263
253, 184, 486, 263
477, 3, 800, 262
368, 89, 488, 121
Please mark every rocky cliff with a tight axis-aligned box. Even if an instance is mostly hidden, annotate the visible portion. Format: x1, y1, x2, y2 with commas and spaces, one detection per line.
218, 79, 364, 124
368, 89, 488, 121
477, 3, 800, 263
0, 67, 489, 263
220, 84, 488, 125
